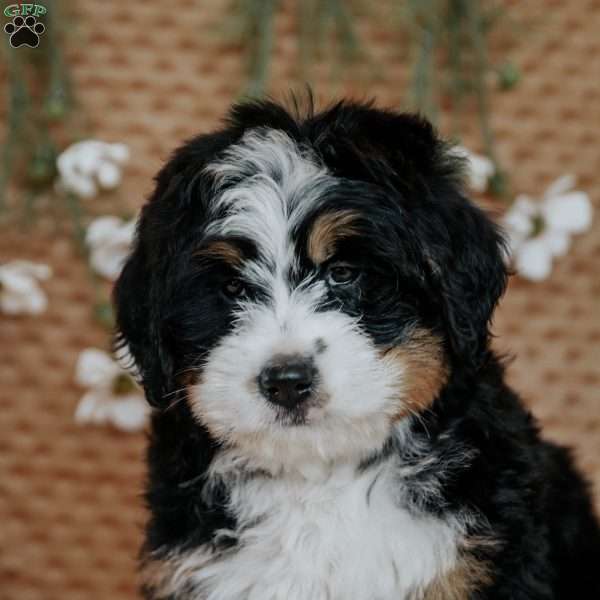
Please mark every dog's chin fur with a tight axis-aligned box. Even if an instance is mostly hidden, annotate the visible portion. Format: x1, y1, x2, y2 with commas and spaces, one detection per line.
192, 403, 396, 476
115, 97, 600, 600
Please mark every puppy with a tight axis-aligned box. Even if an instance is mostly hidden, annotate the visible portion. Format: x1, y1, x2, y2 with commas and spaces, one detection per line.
114, 99, 600, 599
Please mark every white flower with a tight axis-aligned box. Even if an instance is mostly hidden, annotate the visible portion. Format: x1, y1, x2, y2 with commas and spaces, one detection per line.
86, 216, 135, 280
502, 175, 593, 281
74, 348, 149, 432
0, 260, 52, 315
57, 140, 130, 199
451, 145, 495, 193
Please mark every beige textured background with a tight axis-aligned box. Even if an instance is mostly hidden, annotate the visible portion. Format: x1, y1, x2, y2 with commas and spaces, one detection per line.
1, 1, 599, 598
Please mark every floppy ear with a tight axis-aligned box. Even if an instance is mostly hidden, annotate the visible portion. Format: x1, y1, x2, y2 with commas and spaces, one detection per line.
375, 114, 508, 368
113, 129, 238, 407
113, 222, 174, 407
420, 193, 508, 369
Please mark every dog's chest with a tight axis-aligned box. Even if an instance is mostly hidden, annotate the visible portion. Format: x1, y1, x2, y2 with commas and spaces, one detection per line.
191, 465, 459, 600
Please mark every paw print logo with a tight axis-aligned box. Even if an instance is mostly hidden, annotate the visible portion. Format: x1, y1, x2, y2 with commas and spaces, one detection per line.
4, 15, 45, 48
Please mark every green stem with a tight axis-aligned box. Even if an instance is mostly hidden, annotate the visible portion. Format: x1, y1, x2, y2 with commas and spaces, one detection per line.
46, 0, 73, 115
447, 0, 465, 138
401, 0, 440, 123
0, 52, 28, 211
22, 190, 39, 228
412, 28, 437, 123
63, 190, 114, 328
467, 1, 496, 163
245, 0, 277, 98
326, 0, 360, 62
297, 0, 313, 80
63, 191, 87, 255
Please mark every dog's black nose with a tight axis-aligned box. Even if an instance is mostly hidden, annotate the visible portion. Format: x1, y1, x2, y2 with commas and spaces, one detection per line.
258, 355, 315, 409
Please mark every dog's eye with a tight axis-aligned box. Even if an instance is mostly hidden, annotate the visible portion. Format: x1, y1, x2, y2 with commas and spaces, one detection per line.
223, 278, 246, 298
326, 264, 358, 286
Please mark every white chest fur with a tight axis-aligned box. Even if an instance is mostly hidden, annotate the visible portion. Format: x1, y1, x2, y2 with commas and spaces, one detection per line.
177, 460, 460, 600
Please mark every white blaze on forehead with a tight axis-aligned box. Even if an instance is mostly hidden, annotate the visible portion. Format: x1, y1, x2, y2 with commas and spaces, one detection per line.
187, 132, 414, 473
204, 129, 334, 288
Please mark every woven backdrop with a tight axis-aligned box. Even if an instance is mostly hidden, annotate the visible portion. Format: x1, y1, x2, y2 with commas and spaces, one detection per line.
1, 1, 599, 599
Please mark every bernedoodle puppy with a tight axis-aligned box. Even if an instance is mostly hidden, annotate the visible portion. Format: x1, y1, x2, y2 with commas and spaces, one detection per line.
114, 98, 600, 600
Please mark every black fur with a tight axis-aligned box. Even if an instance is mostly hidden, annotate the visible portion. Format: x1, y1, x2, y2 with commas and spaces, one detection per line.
114, 98, 600, 599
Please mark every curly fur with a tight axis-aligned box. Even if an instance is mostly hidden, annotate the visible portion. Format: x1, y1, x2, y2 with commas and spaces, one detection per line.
114, 97, 600, 600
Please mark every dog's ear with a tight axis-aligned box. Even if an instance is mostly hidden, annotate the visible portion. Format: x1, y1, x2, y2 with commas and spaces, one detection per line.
368, 111, 508, 368
113, 130, 236, 407
113, 218, 174, 408
418, 192, 508, 369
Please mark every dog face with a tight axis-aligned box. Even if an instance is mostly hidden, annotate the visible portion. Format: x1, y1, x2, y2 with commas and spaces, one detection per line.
114, 100, 506, 469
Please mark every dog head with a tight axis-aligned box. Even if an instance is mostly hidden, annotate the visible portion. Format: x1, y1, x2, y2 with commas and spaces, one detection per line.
114, 99, 507, 469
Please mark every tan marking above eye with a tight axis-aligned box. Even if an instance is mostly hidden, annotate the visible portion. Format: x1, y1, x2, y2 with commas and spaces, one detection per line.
194, 241, 243, 266
307, 210, 361, 264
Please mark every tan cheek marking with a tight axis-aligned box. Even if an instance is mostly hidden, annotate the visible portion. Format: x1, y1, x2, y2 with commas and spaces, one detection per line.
421, 552, 493, 600
139, 556, 175, 598
307, 210, 361, 264
194, 240, 243, 266
383, 328, 449, 419
140, 551, 210, 599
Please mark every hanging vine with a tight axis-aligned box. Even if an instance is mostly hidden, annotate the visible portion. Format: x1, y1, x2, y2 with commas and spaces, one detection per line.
0, 1, 79, 215
227, 0, 519, 198
227, 0, 365, 99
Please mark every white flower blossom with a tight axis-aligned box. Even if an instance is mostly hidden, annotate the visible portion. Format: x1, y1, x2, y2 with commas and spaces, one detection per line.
86, 216, 136, 280
74, 348, 149, 432
0, 260, 52, 315
57, 140, 130, 199
502, 175, 593, 281
451, 145, 495, 193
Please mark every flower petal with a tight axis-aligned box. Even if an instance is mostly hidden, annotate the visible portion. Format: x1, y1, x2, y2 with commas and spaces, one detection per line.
76, 145, 103, 176
542, 191, 593, 234
97, 161, 122, 189
1, 260, 52, 280
501, 229, 525, 262
450, 146, 495, 192
85, 217, 134, 280
23, 288, 48, 314
89, 244, 129, 280
121, 219, 137, 239
61, 172, 98, 198
74, 391, 100, 424
0, 263, 49, 315
539, 230, 571, 257
513, 195, 539, 217
467, 154, 495, 193
543, 174, 576, 199
57, 140, 128, 199
105, 143, 130, 164
109, 395, 149, 432
0, 292, 45, 315
0, 269, 37, 294
85, 216, 125, 248
75, 348, 121, 388
503, 200, 536, 237
74, 390, 112, 425
514, 239, 554, 281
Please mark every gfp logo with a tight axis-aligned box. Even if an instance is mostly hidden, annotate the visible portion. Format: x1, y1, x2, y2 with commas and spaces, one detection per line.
4, 4, 47, 48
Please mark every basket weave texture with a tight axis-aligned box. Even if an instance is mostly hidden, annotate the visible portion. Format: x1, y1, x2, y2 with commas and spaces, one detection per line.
1, 1, 599, 598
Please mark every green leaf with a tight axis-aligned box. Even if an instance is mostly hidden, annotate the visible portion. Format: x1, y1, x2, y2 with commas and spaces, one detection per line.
497, 62, 521, 91
94, 301, 115, 330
